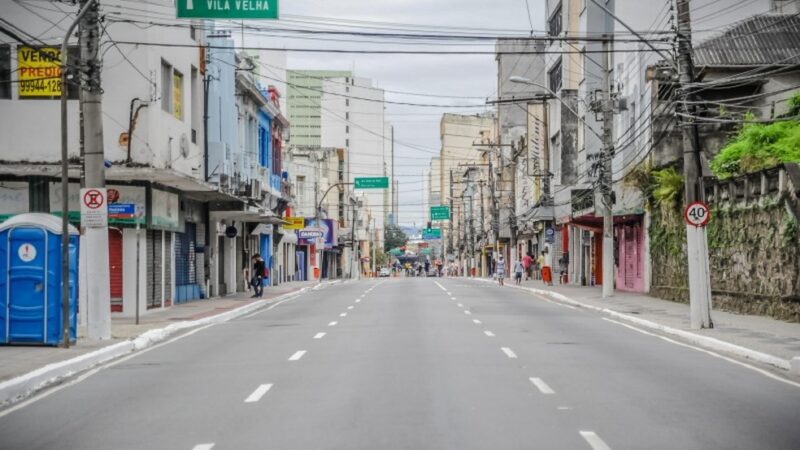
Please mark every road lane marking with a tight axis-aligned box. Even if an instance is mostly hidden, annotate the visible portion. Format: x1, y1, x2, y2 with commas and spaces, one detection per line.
451, 297, 457, 300
347, 306, 354, 310
193, 444, 215, 450
473, 319, 482, 324
355, 299, 361, 303
328, 321, 338, 326
434, 281, 448, 291
601, 318, 800, 389
244, 384, 273, 403
464, 310, 472, 315
288, 350, 307, 361
501, 347, 517, 358
558, 406, 571, 410
457, 303, 464, 307
484, 330, 495, 337
340, 312, 347, 317
529, 377, 555, 394
314, 332, 326, 339
446, 291, 452, 296
579, 431, 611, 450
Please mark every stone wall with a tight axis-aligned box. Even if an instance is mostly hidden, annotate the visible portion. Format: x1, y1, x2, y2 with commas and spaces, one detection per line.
649, 167, 800, 322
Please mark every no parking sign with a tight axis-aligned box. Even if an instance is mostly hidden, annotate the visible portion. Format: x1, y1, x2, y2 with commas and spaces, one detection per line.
81, 188, 108, 228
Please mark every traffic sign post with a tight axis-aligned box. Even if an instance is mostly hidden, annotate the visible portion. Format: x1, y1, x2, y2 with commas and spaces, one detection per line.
176, 0, 279, 19
430, 205, 450, 221
80, 188, 108, 228
684, 201, 711, 227
354, 177, 389, 189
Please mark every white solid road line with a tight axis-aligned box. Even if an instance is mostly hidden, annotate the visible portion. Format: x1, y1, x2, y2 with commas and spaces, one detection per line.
601, 318, 800, 389
193, 444, 215, 450
288, 350, 307, 361
529, 377, 555, 394
473, 319, 482, 324
340, 312, 347, 317
314, 332, 326, 339
501, 347, 518, 358
328, 321, 338, 327
579, 431, 611, 450
484, 330, 495, 337
244, 384, 273, 403
347, 306, 354, 310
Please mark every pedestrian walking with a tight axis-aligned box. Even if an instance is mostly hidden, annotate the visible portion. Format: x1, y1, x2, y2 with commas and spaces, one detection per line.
522, 252, 533, 280
251, 254, 266, 298
513, 258, 524, 285
495, 254, 506, 286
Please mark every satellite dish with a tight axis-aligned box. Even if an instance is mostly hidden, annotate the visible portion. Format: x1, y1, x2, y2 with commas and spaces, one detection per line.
180, 133, 190, 158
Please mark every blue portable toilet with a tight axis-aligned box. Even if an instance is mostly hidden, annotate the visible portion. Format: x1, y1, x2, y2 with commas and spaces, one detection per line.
0, 213, 79, 345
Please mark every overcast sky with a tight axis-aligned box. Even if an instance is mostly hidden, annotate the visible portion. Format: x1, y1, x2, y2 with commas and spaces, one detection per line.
275, 0, 546, 227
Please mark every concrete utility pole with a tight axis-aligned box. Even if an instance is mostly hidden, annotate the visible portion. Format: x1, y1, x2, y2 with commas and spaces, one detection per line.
80, 0, 111, 340
676, 0, 713, 328
488, 151, 500, 265
599, 37, 615, 299
449, 169, 454, 262
509, 140, 518, 266
59, 0, 96, 348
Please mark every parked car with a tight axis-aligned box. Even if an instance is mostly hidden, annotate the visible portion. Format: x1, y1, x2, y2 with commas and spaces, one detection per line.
379, 267, 391, 277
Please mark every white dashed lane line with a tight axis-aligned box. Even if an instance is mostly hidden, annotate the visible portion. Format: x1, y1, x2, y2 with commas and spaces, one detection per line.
193, 444, 215, 450
347, 306, 354, 310
328, 321, 338, 327
579, 431, 611, 450
244, 384, 273, 403
483, 330, 495, 337
464, 310, 472, 315
355, 299, 361, 303
501, 347, 517, 358
288, 350, 307, 361
529, 377, 555, 394
472, 319, 482, 324
457, 303, 464, 308
340, 312, 347, 317
313, 332, 326, 339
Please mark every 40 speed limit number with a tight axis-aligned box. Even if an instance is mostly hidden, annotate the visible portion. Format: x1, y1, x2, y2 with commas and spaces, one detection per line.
684, 201, 711, 227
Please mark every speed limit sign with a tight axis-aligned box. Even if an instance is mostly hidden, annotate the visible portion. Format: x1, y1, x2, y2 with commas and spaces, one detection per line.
684, 201, 711, 227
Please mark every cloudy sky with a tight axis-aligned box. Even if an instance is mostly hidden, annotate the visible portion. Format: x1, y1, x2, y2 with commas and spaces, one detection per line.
271, 0, 547, 227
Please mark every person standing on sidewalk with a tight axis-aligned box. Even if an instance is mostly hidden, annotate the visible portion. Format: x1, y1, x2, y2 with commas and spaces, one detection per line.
495, 254, 506, 286
541, 245, 554, 286
251, 254, 266, 298
513, 258, 524, 285
522, 252, 533, 280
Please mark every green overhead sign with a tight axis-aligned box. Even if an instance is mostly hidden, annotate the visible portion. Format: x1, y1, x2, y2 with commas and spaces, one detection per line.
430, 205, 450, 221
176, 0, 279, 19
422, 228, 442, 240
354, 177, 389, 189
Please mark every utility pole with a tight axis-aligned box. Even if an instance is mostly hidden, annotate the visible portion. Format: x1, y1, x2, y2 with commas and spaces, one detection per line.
448, 169, 454, 264
599, 37, 615, 299
81, 0, 111, 340
488, 151, 500, 266
676, 0, 713, 328
479, 179, 486, 277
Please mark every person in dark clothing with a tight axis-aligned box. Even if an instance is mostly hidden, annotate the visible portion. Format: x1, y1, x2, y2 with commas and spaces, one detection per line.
251, 254, 265, 298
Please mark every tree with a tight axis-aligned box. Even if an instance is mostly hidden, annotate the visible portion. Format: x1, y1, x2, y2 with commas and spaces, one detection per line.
384, 223, 408, 252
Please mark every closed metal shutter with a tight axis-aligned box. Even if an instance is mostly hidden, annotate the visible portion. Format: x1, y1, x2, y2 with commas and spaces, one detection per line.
147, 230, 163, 309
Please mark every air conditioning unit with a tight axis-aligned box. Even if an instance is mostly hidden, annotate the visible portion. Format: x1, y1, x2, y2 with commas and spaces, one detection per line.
249, 180, 262, 199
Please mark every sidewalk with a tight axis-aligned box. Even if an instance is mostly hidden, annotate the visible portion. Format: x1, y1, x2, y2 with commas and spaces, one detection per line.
479, 276, 800, 370
0, 280, 319, 384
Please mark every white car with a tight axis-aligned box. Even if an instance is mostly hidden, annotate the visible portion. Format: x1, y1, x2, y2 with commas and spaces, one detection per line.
378, 267, 391, 277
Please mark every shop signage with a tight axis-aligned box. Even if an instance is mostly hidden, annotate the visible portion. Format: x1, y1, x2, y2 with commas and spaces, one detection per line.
283, 216, 305, 230
430, 205, 450, 221
545, 227, 555, 243
17, 46, 62, 98
108, 203, 136, 219
298, 228, 324, 239
225, 225, 238, 238
354, 177, 389, 189
176, 0, 279, 19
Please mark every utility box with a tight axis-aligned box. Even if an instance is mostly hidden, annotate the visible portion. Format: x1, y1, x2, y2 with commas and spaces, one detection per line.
0, 213, 79, 345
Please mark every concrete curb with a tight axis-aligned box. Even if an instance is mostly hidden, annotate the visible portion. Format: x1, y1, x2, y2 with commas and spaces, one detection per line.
470, 278, 794, 372
0, 280, 340, 409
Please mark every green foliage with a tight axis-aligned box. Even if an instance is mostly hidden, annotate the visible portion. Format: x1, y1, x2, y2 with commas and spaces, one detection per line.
710, 96, 800, 179
651, 167, 684, 209
383, 223, 408, 252
781, 213, 798, 245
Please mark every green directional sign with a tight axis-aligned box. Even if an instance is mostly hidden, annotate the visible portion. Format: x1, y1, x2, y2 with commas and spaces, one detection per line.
430, 205, 450, 221
354, 177, 389, 189
422, 228, 442, 240
176, 0, 279, 19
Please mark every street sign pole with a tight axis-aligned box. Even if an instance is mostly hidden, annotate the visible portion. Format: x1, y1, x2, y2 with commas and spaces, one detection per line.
135, 207, 142, 325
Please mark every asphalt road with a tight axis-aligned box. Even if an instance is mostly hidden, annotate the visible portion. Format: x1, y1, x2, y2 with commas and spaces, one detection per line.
1, 278, 799, 450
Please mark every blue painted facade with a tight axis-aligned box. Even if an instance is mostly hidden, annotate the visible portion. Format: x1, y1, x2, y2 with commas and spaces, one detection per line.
205, 32, 237, 184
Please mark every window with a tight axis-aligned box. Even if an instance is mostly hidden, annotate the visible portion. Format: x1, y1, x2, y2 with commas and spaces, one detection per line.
550, 133, 561, 185
191, 66, 200, 142
345, 112, 349, 120
345, 138, 349, 147
548, 3, 562, 37
345, 125, 349, 134
161, 60, 172, 113
0, 44, 9, 99
548, 58, 562, 93
173, 69, 184, 120
345, 99, 349, 107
